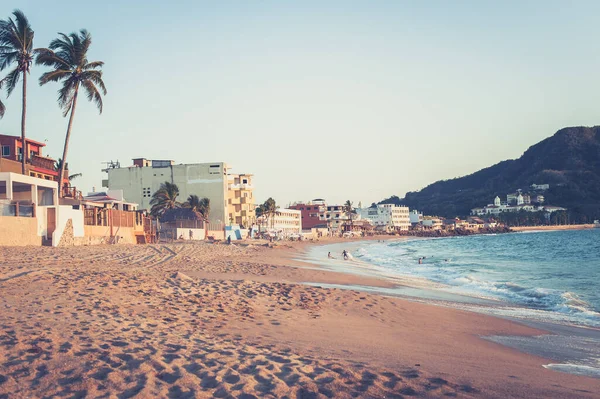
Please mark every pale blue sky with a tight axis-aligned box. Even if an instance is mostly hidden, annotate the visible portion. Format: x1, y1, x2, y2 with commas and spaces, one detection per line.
1, 1, 599, 206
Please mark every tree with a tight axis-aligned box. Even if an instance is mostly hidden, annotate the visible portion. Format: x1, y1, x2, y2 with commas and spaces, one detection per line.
36, 29, 106, 197
184, 194, 210, 221
257, 198, 280, 230
344, 200, 356, 231
150, 182, 181, 217
54, 157, 82, 181
0, 10, 36, 174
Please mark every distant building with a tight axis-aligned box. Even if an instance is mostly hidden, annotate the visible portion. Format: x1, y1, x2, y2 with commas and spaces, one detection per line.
227, 173, 255, 227
531, 183, 550, 191
104, 158, 253, 225
422, 216, 443, 230
357, 204, 410, 231
257, 208, 302, 236
409, 210, 423, 225
471, 196, 565, 216
288, 199, 328, 230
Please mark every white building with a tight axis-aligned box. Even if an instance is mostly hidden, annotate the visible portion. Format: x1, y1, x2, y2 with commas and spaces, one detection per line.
357, 204, 410, 231
257, 208, 302, 236
104, 158, 253, 225
531, 184, 550, 191
471, 196, 565, 216
422, 216, 443, 230
409, 210, 423, 225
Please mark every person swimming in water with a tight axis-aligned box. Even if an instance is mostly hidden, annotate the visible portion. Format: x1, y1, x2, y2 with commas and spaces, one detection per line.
328, 252, 335, 259
418, 257, 423, 264
342, 250, 349, 260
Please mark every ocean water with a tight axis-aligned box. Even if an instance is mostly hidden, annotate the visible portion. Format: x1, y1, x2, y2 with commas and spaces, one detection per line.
302, 229, 600, 376
352, 229, 600, 328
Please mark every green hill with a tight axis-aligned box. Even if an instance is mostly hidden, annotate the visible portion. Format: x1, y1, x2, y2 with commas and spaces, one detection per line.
381, 126, 600, 222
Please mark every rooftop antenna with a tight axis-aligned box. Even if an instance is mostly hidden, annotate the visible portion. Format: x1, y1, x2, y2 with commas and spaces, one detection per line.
101, 160, 120, 172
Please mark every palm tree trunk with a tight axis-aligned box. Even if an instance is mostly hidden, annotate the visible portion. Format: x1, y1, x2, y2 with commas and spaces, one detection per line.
20, 71, 27, 175
58, 87, 79, 198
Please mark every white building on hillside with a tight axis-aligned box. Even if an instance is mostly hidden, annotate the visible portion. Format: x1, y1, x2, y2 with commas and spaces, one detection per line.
357, 204, 410, 231
471, 196, 565, 216
257, 209, 302, 236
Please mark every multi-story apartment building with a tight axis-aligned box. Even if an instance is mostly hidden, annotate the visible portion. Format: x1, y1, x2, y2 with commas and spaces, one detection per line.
104, 158, 254, 225
288, 199, 328, 230
257, 208, 302, 236
357, 204, 411, 231
227, 173, 255, 227
0, 134, 67, 184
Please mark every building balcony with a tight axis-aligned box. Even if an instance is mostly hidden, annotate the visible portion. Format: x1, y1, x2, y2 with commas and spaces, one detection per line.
228, 183, 253, 190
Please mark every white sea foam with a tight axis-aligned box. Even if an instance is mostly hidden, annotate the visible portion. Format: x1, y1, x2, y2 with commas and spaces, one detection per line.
543, 364, 600, 378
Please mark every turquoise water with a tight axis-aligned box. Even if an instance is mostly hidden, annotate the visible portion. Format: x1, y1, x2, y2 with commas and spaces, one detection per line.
352, 229, 600, 328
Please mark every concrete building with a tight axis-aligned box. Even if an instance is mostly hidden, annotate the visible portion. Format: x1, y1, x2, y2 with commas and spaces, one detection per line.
0, 134, 68, 187
288, 199, 328, 230
357, 204, 411, 231
227, 173, 255, 227
409, 210, 423, 226
104, 158, 253, 225
257, 208, 302, 236
422, 216, 443, 230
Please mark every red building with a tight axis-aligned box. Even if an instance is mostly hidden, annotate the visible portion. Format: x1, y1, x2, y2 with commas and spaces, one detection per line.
288, 199, 328, 230
0, 134, 68, 185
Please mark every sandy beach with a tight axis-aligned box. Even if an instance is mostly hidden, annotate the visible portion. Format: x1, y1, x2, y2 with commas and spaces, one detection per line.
0, 241, 598, 399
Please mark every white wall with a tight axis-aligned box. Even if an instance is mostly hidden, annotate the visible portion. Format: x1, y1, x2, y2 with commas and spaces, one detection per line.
52, 206, 84, 246
107, 163, 228, 224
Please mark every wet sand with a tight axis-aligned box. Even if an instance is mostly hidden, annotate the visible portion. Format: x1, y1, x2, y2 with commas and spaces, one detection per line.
0, 241, 598, 398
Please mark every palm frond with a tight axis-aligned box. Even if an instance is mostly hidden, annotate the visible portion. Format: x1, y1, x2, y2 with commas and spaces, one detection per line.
0, 98, 5, 119
35, 48, 70, 69
81, 79, 102, 114
0, 50, 18, 70
83, 60, 103, 70
80, 70, 106, 95
1, 66, 21, 97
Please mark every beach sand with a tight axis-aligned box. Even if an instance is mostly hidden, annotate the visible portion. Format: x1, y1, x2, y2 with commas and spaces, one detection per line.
0, 242, 598, 398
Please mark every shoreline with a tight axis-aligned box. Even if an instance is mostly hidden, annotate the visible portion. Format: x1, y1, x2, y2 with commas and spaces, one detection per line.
0, 242, 598, 398
511, 224, 596, 231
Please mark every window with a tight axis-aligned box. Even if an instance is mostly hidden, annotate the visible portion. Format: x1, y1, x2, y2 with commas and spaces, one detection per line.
242, 179, 248, 184
1, 146, 9, 157
17, 147, 23, 161
142, 187, 152, 198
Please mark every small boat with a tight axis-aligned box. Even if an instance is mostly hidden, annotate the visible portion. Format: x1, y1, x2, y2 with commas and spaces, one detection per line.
594, 220, 600, 228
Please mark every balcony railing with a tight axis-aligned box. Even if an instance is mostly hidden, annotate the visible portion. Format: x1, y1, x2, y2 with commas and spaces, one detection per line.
62, 186, 82, 200
29, 155, 57, 171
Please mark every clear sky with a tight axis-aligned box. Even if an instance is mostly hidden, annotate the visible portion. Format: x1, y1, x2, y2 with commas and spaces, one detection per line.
1, 1, 599, 207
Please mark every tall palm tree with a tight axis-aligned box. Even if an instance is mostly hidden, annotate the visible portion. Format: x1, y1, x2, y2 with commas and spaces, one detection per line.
35, 29, 106, 197
0, 9, 35, 174
344, 200, 356, 231
150, 182, 181, 217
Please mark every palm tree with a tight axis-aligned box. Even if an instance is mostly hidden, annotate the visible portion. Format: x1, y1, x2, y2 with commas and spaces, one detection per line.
150, 182, 181, 217
35, 29, 106, 197
184, 195, 210, 221
261, 197, 280, 230
54, 157, 81, 181
0, 10, 35, 174
344, 200, 356, 231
